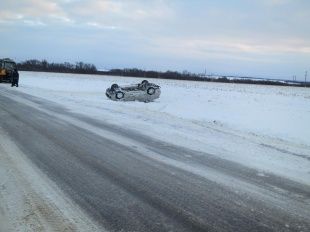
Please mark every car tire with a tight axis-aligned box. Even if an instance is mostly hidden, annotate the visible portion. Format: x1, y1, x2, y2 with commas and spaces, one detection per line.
115, 91, 125, 99
147, 87, 155, 95
111, 84, 119, 91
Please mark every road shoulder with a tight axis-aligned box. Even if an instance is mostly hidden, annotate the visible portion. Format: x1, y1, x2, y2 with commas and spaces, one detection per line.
0, 129, 104, 232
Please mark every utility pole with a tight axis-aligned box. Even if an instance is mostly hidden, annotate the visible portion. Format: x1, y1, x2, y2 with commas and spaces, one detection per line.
305, 71, 308, 87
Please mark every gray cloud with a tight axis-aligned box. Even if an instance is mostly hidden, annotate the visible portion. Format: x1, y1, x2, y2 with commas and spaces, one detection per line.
1, 0, 310, 78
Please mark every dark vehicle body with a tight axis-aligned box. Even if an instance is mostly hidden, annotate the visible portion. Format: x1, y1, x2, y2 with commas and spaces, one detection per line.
106, 80, 161, 102
0, 58, 18, 83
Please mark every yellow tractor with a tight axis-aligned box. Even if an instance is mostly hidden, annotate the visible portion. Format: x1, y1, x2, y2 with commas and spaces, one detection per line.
0, 58, 17, 83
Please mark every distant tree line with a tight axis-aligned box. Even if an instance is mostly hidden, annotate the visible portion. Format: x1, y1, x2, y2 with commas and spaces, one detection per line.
100, 68, 201, 81
17, 59, 309, 87
101, 68, 309, 87
17, 59, 97, 74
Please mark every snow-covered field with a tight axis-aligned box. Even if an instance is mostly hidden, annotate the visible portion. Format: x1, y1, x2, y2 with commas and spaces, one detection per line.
10, 71, 310, 184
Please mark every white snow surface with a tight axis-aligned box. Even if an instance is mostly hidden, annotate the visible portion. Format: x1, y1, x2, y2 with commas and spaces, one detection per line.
9, 71, 310, 184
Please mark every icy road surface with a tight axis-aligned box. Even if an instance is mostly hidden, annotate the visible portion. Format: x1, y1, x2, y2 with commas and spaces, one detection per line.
0, 71, 310, 231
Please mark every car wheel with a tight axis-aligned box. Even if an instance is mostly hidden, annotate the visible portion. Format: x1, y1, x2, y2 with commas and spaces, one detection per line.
111, 84, 119, 91
147, 87, 155, 95
115, 91, 125, 99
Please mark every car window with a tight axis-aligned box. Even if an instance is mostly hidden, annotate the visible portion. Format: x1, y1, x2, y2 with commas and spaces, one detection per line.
4, 62, 16, 70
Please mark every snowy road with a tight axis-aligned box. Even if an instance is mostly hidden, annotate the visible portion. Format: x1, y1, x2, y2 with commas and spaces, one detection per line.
1, 86, 310, 231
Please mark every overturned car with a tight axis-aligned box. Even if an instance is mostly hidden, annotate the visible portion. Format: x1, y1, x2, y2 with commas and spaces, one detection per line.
106, 80, 161, 102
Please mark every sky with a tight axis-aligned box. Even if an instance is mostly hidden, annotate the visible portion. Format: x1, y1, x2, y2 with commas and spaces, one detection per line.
1, 0, 309, 79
